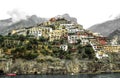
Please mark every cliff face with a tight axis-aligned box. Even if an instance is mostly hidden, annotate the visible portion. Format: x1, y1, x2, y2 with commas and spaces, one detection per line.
0, 59, 120, 75
88, 18, 120, 37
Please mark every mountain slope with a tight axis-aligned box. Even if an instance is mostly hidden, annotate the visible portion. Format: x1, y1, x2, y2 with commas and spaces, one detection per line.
60, 14, 77, 23
0, 18, 13, 31
88, 18, 120, 37
108, 27, 120, 44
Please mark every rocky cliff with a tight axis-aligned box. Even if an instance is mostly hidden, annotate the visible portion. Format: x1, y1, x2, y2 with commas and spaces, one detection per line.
1, 59, 120, 75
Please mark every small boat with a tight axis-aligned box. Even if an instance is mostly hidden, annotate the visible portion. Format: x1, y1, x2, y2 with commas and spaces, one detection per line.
71, 73, 74, 75
6, 73, 16, 76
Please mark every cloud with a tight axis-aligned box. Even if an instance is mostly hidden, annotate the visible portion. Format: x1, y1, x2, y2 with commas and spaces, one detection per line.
7, 9, 27, 22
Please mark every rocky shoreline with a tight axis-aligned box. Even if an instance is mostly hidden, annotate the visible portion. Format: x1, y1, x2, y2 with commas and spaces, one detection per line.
1, 58, 120, 75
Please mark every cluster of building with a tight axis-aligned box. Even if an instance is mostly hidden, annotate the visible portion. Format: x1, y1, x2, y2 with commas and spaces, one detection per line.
6, 16, 120, 59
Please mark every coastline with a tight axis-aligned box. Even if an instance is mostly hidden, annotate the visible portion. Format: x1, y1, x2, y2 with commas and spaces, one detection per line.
1, 71, 120, 76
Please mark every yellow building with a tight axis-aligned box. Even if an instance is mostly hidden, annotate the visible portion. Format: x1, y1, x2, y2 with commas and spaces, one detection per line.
28, 27, 42, 38
11, 30, 17, 34
49, 29, 67, 41
43, 21, 51, 26
40, 27, 53, 38
104, 45, 120, 52
11, 28, 27, 36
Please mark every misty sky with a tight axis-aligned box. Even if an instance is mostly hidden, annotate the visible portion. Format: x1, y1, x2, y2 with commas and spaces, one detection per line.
0, 0, 120, 29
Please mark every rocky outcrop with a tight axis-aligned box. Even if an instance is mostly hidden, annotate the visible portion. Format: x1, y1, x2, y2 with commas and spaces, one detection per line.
108, 27, 120, 44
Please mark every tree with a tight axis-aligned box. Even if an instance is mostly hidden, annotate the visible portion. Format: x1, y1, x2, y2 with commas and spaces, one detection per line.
39, 36, 47, 42
18, 35, 26, 42
24, 52, 38, 60
27, 39, 38, 50
26, 30, 30, 35
0, 36, 4, 44
11, 47, 26, 58
11, 34, 19, 40
77, 43, 95, 59
77, 39, 81, 44
84, 44, 95, 59
68, 43, 73, 49
26, 43, 33, 50
41, 49, 49, 55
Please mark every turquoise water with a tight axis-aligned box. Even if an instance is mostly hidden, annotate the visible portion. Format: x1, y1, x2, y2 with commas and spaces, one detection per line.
0, 73, 119, 78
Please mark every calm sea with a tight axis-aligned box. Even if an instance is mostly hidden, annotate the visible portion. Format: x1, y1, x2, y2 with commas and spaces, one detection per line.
0, 73, 119, 78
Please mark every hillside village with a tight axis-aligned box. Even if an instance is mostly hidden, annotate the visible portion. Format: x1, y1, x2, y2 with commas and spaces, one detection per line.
5, 16, 120, 59
0, 15, 120, 74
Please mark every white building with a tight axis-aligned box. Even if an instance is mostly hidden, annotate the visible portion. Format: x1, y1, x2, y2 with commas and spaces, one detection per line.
60, 44, 68, 51
93, 32, 102, 37
79, 35, 90, 45
68, 35, 80, 43
96, 51, 108, 59
28, 27, 42, 38
67, 28, 79, 33
28, 26, 52, 38
60, 24, 74, 29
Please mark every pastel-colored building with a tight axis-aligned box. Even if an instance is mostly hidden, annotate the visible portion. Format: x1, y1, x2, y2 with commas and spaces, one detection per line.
40, 27, 52, 38
11, 28, 27, 36
96, 37, 107, 45
28, 27, 42, 38
49, 29, 67, 41
104, 45, 120, 52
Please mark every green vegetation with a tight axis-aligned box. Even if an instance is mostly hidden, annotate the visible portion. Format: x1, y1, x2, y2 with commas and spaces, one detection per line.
77, 44, 95, 60
107, 52, 120, 63
0, 34, 96, 61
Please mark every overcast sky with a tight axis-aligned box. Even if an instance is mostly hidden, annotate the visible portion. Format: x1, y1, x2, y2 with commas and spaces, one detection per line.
0, 0, 120, 29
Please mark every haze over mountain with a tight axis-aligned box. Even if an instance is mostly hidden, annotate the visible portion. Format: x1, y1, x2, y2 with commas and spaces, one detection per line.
59, 14, 77, 23
0, 18, 12, 28
88, 17, 120, 37
0, 14, 77, 35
